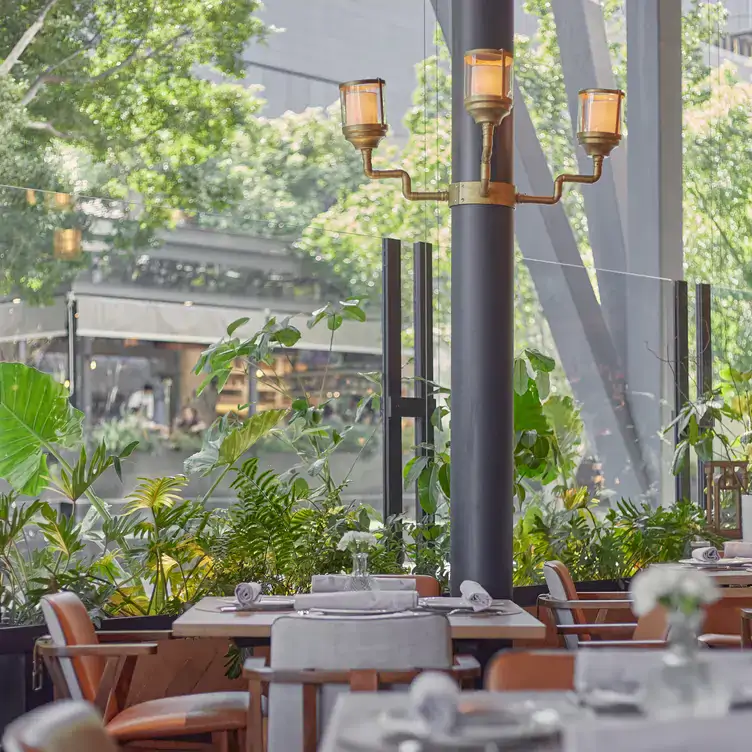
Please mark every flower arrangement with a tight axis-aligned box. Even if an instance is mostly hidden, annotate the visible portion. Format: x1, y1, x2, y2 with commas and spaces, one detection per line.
337, 531, 379, 554
630, 565, 720, 616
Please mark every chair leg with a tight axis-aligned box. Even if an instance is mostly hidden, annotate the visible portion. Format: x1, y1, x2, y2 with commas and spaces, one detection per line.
212, 731, 230, 752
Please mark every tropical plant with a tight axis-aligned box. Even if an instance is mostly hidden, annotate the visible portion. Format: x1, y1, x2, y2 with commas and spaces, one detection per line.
0, 362, 134, 517
0, 493, 118, 625
666, 363, 752, 476
512, 497, 721, 586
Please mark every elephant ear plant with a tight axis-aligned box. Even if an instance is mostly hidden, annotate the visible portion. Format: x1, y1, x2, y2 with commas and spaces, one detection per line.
0, 362, 136, 518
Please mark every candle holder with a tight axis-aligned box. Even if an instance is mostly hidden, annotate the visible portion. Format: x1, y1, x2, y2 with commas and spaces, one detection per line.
338, 55, 624, 208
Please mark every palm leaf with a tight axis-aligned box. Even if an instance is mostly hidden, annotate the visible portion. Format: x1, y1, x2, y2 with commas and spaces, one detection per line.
124, 476, 188, 515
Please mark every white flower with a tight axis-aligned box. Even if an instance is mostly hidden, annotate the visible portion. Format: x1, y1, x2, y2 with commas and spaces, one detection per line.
630, 565, 719, 616
337, 531, 379, 552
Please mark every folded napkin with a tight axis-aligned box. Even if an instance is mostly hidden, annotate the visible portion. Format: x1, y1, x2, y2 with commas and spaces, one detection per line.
409, 671, 460, 736
459, 580, 493, 612
692, 546, 720, 562
311, 574, 417, 593
293, 590, 418, 611
724, 541, 752, 559
235, 582, 262, 608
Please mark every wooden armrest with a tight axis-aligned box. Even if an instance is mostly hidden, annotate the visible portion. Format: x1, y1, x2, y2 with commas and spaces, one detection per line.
38, 642, 158, 657
579, 640, 666, 649
541, 597, 634, 610
578, 592, 631, 600
557, 624, 637, 636
96, 630, 173, 642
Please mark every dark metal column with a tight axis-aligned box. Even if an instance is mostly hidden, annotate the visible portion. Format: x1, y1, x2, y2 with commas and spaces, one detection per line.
673, 280, 690, 502
382, 238, 404, 520
65, 293, 80, 409
413, 242, 435, 457
450, 0, 515, 598
696, 283, 712, 509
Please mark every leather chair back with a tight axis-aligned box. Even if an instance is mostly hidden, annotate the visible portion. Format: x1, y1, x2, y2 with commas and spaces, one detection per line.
3, 699, 117, 752
41, 592, 104, 702
486, 650, 574, 691
543, 560, 587, 648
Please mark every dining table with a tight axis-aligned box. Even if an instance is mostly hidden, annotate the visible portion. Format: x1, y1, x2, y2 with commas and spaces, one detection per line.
670, 563, 752, 587
318, 689, 752, 752
172, 596, 547, 642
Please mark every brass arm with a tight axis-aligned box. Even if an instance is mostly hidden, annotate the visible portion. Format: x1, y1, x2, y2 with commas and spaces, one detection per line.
516, 155, 604, 205
361, 149, 449, 202
479, 123, 494, 197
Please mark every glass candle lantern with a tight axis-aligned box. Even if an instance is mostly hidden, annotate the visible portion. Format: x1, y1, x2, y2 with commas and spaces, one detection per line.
339, 79, 386, 128
53, 228, 82, 260
464, 49, 513, 100
578, 89, 624, 136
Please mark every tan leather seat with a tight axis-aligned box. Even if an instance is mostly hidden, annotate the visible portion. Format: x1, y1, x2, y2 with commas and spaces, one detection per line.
106, 692, 249, 741
40, 592, 250, 749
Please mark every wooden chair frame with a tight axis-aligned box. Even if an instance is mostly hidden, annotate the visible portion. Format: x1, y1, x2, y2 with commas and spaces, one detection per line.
242, 656, 480, 752
36, 631, 239, 752
537, 595, 666, 648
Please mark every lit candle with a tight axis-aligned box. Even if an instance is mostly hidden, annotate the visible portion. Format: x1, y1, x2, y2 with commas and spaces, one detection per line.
583, 95, 619, 134
345, 90, 379, 126
470, 62, 503, 97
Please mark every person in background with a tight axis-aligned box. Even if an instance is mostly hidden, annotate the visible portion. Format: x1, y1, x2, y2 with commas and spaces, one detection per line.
126, 383, 155, 421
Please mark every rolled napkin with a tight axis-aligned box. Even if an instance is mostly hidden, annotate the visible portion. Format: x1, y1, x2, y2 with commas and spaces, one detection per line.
235, 582, 262, 608
409, 671, 460, 736
724, 541, 752, 559
294, 590, 418, 611
311, 574, 417, 593
459, 580, 493, 612
691, 546, 720, 562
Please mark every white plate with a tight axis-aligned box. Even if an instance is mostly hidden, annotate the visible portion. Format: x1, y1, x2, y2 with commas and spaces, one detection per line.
678, 559, 750, 569
306, 608, 406, 616
419, 597, 522, 615
220, 598, 295, 613
341, 705, 560, 750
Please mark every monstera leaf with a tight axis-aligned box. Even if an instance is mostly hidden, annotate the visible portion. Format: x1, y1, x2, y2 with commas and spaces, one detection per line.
184, 409, 286, 478
0, 363, 84, 495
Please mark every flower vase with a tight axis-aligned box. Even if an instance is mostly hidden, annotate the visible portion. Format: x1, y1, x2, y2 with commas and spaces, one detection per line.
641, 609, 729, 719
347, 552, 372, 591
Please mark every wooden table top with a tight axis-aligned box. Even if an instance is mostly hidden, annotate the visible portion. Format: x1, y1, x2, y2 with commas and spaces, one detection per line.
672, 564, 752, 587
172, 596, 547, 641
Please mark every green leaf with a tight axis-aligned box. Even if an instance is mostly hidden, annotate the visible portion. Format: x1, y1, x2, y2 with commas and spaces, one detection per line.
513, 358, 530, 395
437, 462, 451, 500
327, 313, 344, 331
524, 348, 555, 373
0, 363, 83, 495
226, 317, 250, 336
185, 409, 286, 476
403, 455, 429, 490
535, 371, 550, 401
272, 325, 301, 347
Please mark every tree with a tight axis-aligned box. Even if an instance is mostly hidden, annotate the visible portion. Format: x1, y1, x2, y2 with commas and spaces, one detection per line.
0, 0, 267, 299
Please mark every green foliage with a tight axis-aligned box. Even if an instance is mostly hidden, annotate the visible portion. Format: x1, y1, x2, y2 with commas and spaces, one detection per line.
513, 498, 721, 585
213, 458, 400, 597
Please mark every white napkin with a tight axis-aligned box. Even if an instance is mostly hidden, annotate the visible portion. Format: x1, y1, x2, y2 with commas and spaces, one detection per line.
294, 590, 418, 611
692, 546, 720, 562
459, 580, 492, 612
235, 582, 262, 608
311, 575, 417, 593
409, 671, 460, 736
724, 541, 752, 559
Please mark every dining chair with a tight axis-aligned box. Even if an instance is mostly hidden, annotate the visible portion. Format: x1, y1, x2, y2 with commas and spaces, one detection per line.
485, 650, 575, 691
244, 611, 479, 752
3, 700, 117, 752
541, 561, 647, 648
38, 591, 253, 751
